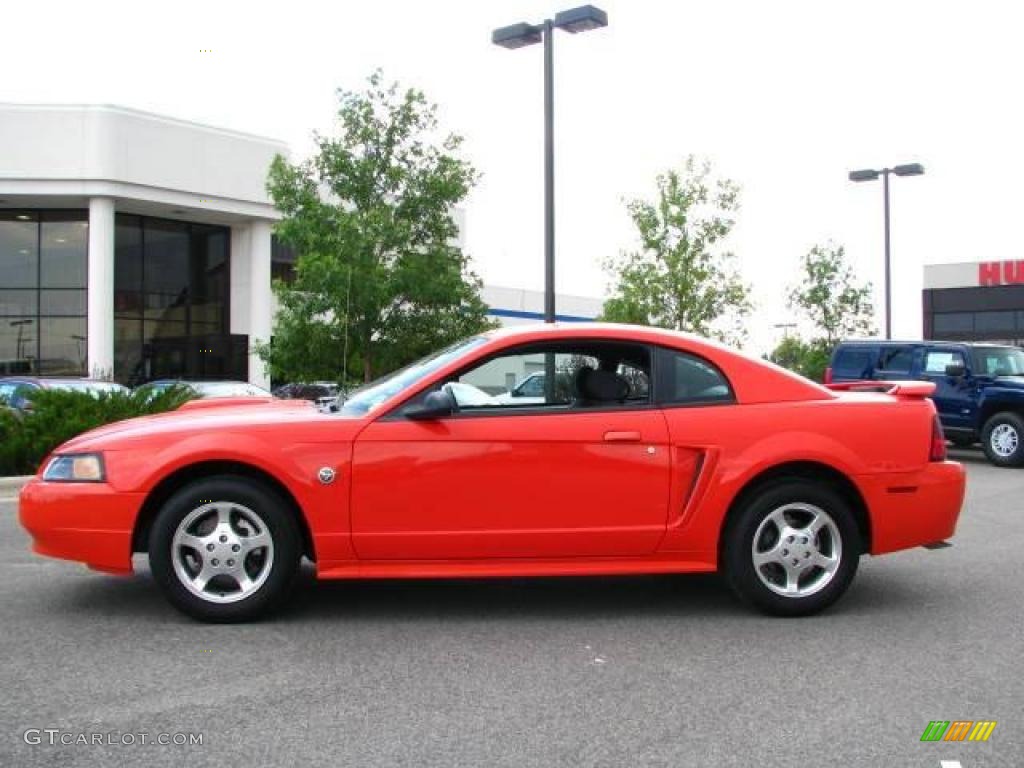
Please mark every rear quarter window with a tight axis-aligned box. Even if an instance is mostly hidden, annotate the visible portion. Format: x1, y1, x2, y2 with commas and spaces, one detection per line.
663, 351, 734, 404
877, 346, 916, 375
832, 347, 875, 378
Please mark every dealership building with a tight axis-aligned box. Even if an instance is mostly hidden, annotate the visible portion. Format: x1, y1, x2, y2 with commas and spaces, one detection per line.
0, 104, 600, 388
923, 261, 1024, 346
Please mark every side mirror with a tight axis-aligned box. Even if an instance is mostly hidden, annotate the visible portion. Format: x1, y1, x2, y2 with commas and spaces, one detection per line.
945, 362, 967, 378
405, 388, 456, 421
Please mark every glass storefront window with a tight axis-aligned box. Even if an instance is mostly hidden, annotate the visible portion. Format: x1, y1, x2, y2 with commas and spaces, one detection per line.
974, 311, 1017, 333
1, 210, 234, 382
0, 212, 39, 288
40, 213, 88, 288
38, 317, 87, 375
113, 214, 231, 384
0, 211, 88, 376
0, 317, 36, 375
933, 312, 974, 334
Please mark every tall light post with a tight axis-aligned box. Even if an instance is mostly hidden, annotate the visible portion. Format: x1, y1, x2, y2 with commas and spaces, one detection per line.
493, 5, 608, 324
848, 163, 925, 339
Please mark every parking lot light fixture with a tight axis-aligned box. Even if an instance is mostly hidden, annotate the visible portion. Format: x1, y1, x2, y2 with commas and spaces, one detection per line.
492, 5, 609, 326
848, 163, 926, 340
491, 23, 543, 49
892, 163, 925, 177
552, 5, 609, 33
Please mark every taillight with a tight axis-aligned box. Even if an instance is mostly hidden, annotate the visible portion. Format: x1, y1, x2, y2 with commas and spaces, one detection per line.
930, 414, 947, 462
823, 367, 833, 385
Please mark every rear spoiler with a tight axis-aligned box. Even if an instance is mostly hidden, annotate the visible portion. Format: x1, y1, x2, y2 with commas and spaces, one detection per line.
826, 380, 936, 399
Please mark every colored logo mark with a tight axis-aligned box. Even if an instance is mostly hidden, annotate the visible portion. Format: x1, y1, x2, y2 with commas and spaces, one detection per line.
920, 720, 996, 742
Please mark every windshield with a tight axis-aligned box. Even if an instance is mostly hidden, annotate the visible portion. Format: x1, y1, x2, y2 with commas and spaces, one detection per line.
339, 336, 488, 416
973, 347, 1024, 376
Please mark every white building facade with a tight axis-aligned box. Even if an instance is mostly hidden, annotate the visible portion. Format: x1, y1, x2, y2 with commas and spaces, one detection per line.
0, 104, 600, 388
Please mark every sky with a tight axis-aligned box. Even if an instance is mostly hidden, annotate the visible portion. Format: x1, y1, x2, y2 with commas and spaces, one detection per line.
2, 0, 1023, 353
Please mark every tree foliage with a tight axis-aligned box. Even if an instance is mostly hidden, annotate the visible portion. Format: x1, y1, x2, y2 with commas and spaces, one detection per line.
261, 71, 495, 385
788, 243, 875, 347
766, 335, 831, 383
768, 242, 875, 382
601, 156, 752, 345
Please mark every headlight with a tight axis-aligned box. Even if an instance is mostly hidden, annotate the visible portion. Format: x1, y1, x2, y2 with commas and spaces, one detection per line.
42, 453, 105, 483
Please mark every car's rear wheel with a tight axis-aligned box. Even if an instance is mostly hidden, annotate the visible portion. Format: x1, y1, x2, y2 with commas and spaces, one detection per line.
981, 412, 1024, 467
148, 476, 301, 622
723, 480, 860, 616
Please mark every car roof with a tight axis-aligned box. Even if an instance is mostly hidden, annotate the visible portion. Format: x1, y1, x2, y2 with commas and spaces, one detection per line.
0, 376, 117, 384
835, 339, 1012, 348
481, 321, 742, 352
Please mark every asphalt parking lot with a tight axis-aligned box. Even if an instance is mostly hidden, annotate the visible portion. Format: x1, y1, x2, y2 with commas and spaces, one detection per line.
1, 450, 1021, 768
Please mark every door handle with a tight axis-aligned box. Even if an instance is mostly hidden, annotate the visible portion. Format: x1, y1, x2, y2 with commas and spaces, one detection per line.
603, 430, 642, 442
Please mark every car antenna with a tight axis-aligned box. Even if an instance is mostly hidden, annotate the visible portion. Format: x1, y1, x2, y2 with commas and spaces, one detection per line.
341, 262, 352, 390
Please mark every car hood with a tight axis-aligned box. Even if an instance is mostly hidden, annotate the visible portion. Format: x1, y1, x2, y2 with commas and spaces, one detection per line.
58, 397, 366, 453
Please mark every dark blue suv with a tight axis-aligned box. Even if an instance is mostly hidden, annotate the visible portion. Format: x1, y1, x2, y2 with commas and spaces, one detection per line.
827, 341, 1024, 467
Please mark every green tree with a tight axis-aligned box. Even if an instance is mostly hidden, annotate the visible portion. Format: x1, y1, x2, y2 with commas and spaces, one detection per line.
262, 71, 494, 385
789, 243, 875, 347
766, 335, 831, 383
601, 156, 752, 344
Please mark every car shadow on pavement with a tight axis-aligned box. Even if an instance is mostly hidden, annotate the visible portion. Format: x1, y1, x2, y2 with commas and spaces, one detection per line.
283, 568, 744, 623
44, 560, 929, 625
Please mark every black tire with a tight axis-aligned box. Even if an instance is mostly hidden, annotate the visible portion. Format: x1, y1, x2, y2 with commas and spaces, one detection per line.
148, 476, 301, 622
722, 480, 860, 617
948, 435, 975, 449
981, 412, 1024, 467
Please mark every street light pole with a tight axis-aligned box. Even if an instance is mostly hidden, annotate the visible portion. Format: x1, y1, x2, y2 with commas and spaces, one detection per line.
882, 170, 892, 340
493, 5, 608, 325
543, 18, 555, 324
848, 163, 924, 340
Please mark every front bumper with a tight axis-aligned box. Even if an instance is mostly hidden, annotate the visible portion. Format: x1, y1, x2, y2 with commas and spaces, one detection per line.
18, 478, 144, 574
858, 460, 966, 555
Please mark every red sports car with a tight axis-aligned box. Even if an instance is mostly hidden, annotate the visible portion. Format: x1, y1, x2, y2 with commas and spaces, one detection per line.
19, 324, 965, 622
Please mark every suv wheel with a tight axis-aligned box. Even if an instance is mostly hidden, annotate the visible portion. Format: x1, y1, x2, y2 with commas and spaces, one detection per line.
981, 412, 1024, 467
723, 480, 860, 617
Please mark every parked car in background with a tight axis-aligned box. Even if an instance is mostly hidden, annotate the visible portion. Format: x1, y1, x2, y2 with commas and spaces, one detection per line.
272, 382, 339, 411
0, 377, 128, 413
20, 323, 964, 622
135, 380, 271, 401
493, 371, 546, 405
492, 370, 580, 405
828, 340, 1024, 466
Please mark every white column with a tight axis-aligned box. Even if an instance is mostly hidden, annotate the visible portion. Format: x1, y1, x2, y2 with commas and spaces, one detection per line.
229, 224, 252, 336
86, 197, 115, 379
247, 220, 273, 389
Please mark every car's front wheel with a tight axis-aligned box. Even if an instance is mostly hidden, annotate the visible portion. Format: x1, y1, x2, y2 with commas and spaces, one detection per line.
148, 476, 301, 622
981, 412, 1024, 467
723, 480, 860, 616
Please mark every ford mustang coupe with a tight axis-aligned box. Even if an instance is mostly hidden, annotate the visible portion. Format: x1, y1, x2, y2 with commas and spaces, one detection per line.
19, 324, 965, 622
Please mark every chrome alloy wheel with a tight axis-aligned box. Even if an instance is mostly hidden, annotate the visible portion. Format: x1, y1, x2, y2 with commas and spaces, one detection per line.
751, 502, 842, 598
990, 423, 1019, 458
171, 502, 274, 604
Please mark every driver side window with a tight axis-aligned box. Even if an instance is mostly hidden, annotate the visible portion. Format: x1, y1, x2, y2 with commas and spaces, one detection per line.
445, 341, 652, 411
